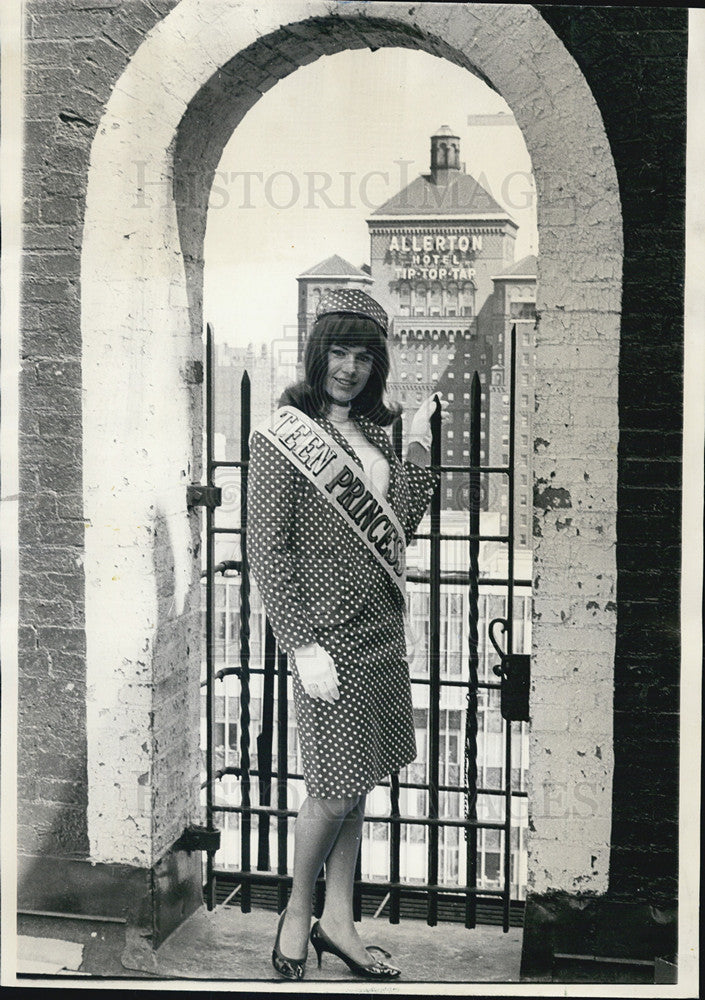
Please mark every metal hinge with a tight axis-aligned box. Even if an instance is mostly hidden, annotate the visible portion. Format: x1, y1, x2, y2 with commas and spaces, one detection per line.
186, 484, 222, 510
173, 824, 221, 853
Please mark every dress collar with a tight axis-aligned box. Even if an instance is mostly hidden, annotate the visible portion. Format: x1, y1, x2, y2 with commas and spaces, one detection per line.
327, 401, 352, 424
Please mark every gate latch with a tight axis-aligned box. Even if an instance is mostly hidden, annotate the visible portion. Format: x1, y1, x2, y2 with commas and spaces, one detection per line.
187, 484, 222, 510
489, 618, 530, 722
173, 824, 221, 853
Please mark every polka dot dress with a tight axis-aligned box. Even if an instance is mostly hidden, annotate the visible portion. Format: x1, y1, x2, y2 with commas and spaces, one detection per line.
247, 409, 438, 800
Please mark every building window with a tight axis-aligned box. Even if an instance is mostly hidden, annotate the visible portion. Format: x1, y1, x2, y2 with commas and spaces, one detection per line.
520, 495, 527, 506
464, 392, 470, 401
520, 533, 527, 546
522, 394, 529, 407
448, 372, 454, 379
484, 851, 501, 882
510, 301, 536, 320
448, 430, 454, 439
464, 372, 470, 380
463, 430, 469, 439
463, 449, 469, 458
448, 392, 454, 401
522, 331, 531, 345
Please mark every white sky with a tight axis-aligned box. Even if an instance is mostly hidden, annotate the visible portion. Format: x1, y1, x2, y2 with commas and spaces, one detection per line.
204, 47, 537, 349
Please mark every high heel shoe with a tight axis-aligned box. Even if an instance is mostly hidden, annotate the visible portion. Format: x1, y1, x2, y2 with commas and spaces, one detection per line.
272, 909, 307, 981
310, 920, 401, 980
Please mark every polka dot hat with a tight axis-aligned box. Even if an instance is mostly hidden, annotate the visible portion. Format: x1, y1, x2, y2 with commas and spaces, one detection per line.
316, 288, 388, 336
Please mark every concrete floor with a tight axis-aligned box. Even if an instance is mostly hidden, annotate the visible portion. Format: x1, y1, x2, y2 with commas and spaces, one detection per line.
154, 905, 523, 984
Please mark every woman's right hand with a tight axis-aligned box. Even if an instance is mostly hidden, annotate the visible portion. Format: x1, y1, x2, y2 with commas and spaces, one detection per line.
293, 642, 340, 703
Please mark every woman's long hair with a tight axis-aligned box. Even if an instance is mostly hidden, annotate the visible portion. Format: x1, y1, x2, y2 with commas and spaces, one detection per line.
279, 313, 401, 426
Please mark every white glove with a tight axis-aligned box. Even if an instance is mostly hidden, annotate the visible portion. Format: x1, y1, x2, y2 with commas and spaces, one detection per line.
408, 392, 450, 449
293, 642, 340, 703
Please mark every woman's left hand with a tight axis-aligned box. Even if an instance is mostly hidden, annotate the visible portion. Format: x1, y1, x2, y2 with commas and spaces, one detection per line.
408, 392, 450, 449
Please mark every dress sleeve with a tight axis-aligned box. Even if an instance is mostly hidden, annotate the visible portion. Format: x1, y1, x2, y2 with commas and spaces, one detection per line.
246, 429, 318, 653
402, 459, 440, 543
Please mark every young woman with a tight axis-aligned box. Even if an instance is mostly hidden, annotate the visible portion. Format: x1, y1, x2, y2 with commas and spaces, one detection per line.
247, 288, 445, 981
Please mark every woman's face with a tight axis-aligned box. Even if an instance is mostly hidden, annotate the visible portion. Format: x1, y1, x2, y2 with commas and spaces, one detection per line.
324, 342, 374, 404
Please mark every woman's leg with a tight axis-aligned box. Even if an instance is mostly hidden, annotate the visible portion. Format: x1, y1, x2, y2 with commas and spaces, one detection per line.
319, 794, 372, 965
278, 793, 359, 959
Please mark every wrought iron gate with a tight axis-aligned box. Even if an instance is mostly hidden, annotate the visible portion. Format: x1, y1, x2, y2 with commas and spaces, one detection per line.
195, 323, 530, 931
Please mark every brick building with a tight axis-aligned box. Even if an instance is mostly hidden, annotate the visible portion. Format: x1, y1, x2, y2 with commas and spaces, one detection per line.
297, 253, 373, 357
486, 255, 537, 546
368, 127, 517, 511
11, 0, 688, 984
212, 341, 273, 461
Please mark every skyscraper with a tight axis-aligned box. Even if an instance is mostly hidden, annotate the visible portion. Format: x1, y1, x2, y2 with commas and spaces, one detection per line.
366, 126, 524, 514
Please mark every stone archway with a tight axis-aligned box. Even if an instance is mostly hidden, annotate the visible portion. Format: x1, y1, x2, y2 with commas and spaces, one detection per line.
81, 0, 622, 905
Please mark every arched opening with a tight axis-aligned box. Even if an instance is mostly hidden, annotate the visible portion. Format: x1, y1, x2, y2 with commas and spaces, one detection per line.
81, 0, 622, 918
200, 42, 538, 911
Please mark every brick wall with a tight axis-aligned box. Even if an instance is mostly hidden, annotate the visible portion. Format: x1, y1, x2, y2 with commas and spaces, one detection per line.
537, 3, 686, 906
19, 0, 179, 862
21, 1, 672, 913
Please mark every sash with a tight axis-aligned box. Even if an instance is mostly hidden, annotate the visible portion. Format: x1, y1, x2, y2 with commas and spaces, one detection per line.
259, 406, 407, 604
